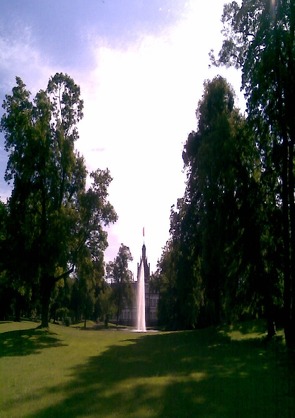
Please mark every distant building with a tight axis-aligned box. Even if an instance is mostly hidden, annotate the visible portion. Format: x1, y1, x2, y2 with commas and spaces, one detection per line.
118, 243, 159, 327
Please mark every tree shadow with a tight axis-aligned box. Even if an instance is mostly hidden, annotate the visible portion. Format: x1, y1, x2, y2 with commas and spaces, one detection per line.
0, 328, 67, 357
18, 327, 295, 417
221, 319, 267, 336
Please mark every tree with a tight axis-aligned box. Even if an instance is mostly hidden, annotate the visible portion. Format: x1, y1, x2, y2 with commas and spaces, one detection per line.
107, 244, 133, 326
71, 240, 106, 328
152, 239, 178, 329
0, 201, 14, 320
49, 276, 71, 324
97, 284, 115, 327
0, 73, 117, 327
0, 198, 35, 320
185, 77, 240, 324
169, 198, 204, 329
211, 0, 295, 346
158, 76, 267, 330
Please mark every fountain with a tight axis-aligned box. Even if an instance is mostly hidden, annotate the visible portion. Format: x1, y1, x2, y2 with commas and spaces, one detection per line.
136, 258, 146, 332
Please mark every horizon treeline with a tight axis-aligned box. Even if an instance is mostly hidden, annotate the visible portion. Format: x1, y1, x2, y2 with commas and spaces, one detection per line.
0, 1, 295, 348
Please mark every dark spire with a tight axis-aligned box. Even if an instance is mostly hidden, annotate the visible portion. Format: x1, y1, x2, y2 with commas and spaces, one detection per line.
142, 243, 146, 260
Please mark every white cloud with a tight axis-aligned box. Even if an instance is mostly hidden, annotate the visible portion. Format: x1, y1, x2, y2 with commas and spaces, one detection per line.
0, 27, 51, 94
77, 1, 244, 274
0, 1, 245, 274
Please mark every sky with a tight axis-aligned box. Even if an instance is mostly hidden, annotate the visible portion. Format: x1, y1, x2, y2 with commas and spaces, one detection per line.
0, 0, 244, 276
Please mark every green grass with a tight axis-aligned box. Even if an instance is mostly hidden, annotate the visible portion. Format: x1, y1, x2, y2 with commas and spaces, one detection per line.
0, 320, 294, 418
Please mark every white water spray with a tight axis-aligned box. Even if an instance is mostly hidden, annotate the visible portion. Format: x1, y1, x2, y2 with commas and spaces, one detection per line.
136, 260, 146, 332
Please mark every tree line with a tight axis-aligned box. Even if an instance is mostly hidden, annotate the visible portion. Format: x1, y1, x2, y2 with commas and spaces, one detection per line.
0, 1, 294, 348
0, 72, 135, 328
153, 0, 295, 348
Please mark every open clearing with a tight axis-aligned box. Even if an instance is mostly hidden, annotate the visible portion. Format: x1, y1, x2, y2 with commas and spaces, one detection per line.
0, 320, 294, 417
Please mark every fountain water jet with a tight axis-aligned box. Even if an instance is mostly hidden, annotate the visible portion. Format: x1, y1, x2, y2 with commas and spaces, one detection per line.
136, 258, 146, 332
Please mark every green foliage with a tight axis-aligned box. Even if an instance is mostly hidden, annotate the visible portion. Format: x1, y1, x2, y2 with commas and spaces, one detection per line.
55, 307, 71, 325
106, 243, 134, 325
153, 240, 179, 329
157, 3, 293, 337
97, 284, 115, 327
212, 0, 295, 346
157, 76, 264, 329
0, 74, 117, 327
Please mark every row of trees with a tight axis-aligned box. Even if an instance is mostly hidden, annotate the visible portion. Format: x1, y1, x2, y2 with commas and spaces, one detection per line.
0, 73, 137, 330
0, 2, 294, 348
154, 0, 295, 347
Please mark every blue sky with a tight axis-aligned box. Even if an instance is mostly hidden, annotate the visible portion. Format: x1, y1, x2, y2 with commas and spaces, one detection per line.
0, 1, 243, 275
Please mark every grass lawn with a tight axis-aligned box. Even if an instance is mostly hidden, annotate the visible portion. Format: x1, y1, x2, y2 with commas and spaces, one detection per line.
0, 320, 294, 418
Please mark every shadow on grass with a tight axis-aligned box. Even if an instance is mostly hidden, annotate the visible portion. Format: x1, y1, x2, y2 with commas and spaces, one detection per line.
0, 328, 67, 357
24, 325, 294, 418
222, 319, 268, 336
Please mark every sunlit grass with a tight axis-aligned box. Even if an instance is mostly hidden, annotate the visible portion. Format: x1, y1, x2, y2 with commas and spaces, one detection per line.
0, 320, 294, 417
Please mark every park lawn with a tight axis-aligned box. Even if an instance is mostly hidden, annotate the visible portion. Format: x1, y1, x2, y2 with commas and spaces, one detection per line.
0, 320, 294, 418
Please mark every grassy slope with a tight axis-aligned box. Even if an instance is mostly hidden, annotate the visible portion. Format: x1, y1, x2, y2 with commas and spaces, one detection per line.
0, 320, 294, 418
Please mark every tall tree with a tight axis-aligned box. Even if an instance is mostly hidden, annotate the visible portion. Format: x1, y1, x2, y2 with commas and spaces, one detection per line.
182, 76, 257, 325
153, 238, 180, 329
211, 0, 295, 346
107, 243, 133, 326
0, 73, 117, 327
97, 283, 115, 327
160, 76, 265, 329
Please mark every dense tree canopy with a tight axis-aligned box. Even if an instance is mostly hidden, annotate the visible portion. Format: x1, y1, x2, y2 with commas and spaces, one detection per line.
211, 0, 295, 346
155, 1, 293, 344
106, 243, 133, 326
0, 3, 293, 346
0, 73, 117, 327
155, 74, 284, 336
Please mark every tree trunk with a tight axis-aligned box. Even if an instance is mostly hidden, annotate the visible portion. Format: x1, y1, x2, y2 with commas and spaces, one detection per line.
40, 276, 54, 328
281, 133, 293, 347
116, 309, 119, 327
40, 295, 50, 328
14, 294, 22, 322
285, 138, 295, 348
265, 299, 276, 339
278, 8, 295, 347
288, 0, 295, 351
39, 269, 73, 328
